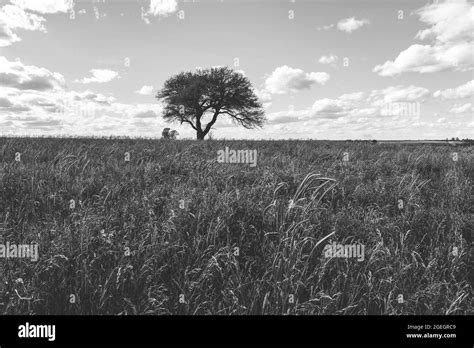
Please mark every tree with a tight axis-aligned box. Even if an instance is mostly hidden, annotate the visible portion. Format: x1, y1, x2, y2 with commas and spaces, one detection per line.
169, 130, 179, 139
162, 128, 171, 139
156, 67, 266, 140
161, 128, 179, 139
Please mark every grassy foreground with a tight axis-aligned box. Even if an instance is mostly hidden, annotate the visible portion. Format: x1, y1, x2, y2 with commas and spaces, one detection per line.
0, 137, 472, 315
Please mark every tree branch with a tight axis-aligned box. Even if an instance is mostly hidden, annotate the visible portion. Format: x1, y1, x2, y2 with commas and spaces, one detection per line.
203, 108, 221, 135
180, 118, 197, 131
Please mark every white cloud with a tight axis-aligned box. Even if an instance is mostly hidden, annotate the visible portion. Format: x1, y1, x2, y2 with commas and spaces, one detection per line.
0, 93, 31, 112
136, 85, 154, 95
265, 84, 432, 126
373, 42, 473, 76
265, 109, 312, 124
11, 0, 74, 14
414, 0, 473, 44
134, 110, 158, 119
70, 90, 116, 105
267, 91, 368, 124
316, 24, 334, 31
318, 55, 338, 65
0, 0, 75, 47
0, 97, 13, 107
0, 58, 168, 136
348, 107, 377, 117
264, 65, 330, 94
339, 92, 365, 102
370, 85, 430, 104
367, 86, 428, 119
312, 98, 348, 118
373, 0, 473, 76
254, 88, 272, 103
75, 69, 120, 84
433, 80, 474, 99
147, 0, 178, 17
108, 102, 163, 120
316, 17, 369, 34
0, 56, 65, 90
0, 86, 118, 118
2, 86, 165, 135
0, 4, 46, 46
337, 17, 369, 33
449, 103, 472, 114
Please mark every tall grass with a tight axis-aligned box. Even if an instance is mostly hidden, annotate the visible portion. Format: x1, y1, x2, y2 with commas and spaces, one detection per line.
0, 138, 472, 314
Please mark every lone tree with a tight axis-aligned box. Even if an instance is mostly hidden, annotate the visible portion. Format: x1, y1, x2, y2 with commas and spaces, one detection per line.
156, 67, 266, 140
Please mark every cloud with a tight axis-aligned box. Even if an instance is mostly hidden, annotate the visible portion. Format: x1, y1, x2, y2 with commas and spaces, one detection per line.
316, 24, 334, 31
10, 0, 74, 14
110, 102, 162, 116
337, 17, 369, 33
70, 90, 116, 105
0, 95, 30, 112
312, 98, 348, 118
267, 91, 368, 124
134, 110, 158, 119
414, 0, 473, 44
0, 58, 169, 136
373, 43, 472, 76
253, 88, 272, 109
3, 84, 161, 124
75, 69, 120, 84
22, 117, 63, 129
265, 84, 432, 126
135, 85, 154, 95
449, 103, 472, 114
0, 56, 65, 90
147, 0, 178, 18
254, 88, 272, 103
318, 55, 338, 65
264, 65, 330, 94
373, 0, 473, 76
316, 17, 369, 34
339, 92, 366, 102
367, 86, 428, 119
433, 80, 474, 99
370, 85, 430, 104
2, 91, 165, 134
0, 1, 75, 47
0, 96, 13, 107
266, 109, 311, 124
0, 4, 46, 46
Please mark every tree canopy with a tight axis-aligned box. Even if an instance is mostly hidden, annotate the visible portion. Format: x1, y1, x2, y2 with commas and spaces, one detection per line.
156, 67, 265, 140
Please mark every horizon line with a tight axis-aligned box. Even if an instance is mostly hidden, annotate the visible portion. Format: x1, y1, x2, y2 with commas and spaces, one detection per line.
0, 135, 471, 143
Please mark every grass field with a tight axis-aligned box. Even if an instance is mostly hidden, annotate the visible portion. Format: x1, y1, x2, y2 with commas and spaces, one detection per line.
0, 137, 472, 315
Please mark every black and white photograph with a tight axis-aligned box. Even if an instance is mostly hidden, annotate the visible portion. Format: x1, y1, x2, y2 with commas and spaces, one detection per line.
0, 0, 472, 345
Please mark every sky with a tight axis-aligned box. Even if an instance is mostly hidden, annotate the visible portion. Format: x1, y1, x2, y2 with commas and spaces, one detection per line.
0, 0, 472, 140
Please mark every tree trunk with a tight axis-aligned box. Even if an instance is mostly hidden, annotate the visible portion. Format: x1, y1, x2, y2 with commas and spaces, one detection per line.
196, 129, 205, 140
